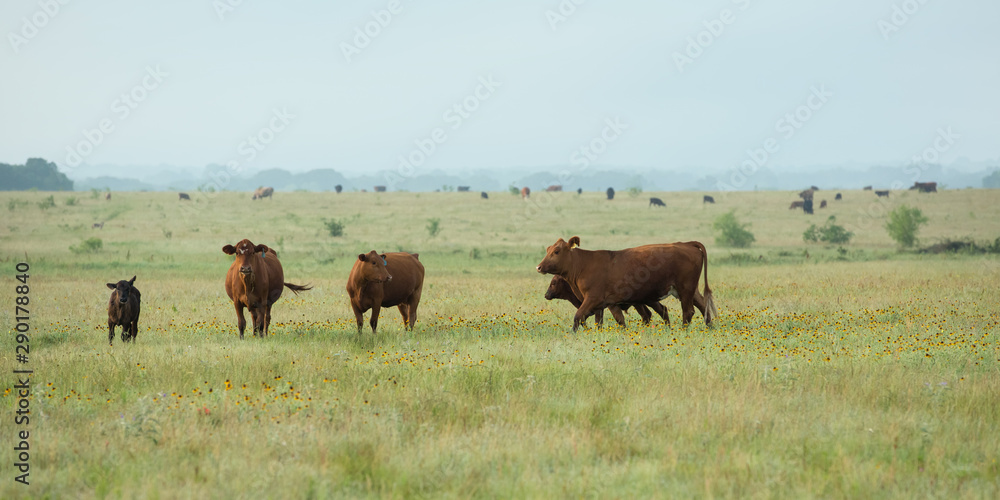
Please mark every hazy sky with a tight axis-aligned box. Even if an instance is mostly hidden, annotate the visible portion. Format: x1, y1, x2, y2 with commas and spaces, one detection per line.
1, 0, 998, 178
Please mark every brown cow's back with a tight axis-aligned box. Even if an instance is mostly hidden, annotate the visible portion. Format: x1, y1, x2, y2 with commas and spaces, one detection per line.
380, 253, 424, 307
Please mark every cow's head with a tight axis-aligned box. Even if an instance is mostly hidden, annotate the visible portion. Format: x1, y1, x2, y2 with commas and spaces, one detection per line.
544, 275, 572, 301
536, 236, 580, 275
357, 251, 392, 283
106, 276, 137, 304
223, 239, 269, 279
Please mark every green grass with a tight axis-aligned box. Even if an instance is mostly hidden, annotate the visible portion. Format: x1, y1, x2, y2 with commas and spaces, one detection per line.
1, 189, 999, 498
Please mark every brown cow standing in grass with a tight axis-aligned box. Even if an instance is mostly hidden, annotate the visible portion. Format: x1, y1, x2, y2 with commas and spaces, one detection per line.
252, 187, 274, 200
520, 187, 530, 199
789, 200, 804, 209
347, 251, 425, 333
106, 276, 140, 345
537, 237, 717, 331
223, 239, 312, 338
545, 275, 656, 327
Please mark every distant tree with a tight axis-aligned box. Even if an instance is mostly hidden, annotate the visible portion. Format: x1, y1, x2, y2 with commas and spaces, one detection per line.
0, 158, 73, 191
984, 169, 1000, 189
885, 205, 928, 248
713, 210, 756, 248
803, 216, 853, 244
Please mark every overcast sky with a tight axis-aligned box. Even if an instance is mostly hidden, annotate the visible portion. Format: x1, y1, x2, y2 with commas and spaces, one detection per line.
1, 0, 998, 178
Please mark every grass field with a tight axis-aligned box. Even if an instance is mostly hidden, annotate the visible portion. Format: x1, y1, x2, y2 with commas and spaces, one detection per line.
2, 187, 999, 498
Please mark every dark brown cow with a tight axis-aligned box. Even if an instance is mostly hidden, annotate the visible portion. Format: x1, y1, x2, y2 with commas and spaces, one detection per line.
347, 251, 425, 333
606, 187, 615, 200
457, 186, 470, 192
335, 184, 343, 193
810, 185, 819, 191
546, 185, 563, 192
875, 190, 889, 198
819, 200, 827, 209
799, 189, 815, 201
481, 191, 489, 199
374, 186, 387, 192
789, 200, 804, 209
910, 182, 937, 193
703, 195, 715, 204
536, 237, 717, 331
223, 239, 312, 338
521, 187, 530, 199
179, 192, 191, 200
835, 193, 842, 200
545, 275, 656, 327
649, 197, 665, 207
105, 192, 111, 201
252, 187, 274, 200
106, 276, 140, 345
863, 185, 872, 191
93, 222, 104, 229
577, 188, 583, 195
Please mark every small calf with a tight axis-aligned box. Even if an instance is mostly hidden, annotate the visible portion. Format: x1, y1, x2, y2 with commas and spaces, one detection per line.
107, 276, 141, 345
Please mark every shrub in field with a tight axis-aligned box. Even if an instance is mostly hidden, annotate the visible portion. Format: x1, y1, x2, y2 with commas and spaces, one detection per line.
803, 215, 853, 244
323, 219, 344, 237
508, 185, 520, 195
885, 205, 928, 248
65, 196, 77, 206
426, 218, 441, 237
626, 186, 642, 197
713, 210, 755, 248
90, 188, 101, 199
70, 237, 103, 254
38, 195, 55, 210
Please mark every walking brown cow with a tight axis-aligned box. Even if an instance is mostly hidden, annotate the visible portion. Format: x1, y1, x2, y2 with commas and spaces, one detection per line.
107, 276, 140, 345
223, 239, 311, 338
789, 200, 804, 209
536, 237, 717, 331
347, 251, 425, 333
545, 275, 658, 327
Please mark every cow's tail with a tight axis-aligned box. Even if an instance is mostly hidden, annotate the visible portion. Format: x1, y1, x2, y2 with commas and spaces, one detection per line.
284, 282, 313, 295
694, 241, 718, 325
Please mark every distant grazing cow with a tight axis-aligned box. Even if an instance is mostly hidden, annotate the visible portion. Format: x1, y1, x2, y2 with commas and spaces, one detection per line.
252, 187, 274, 200
803, 199, 814, 214
223, 239, 312, 338
92, 222, 104, 229
481, 191, 488, 199
105, 193, 111, 201
521, 187, 530, 199
544, 275, 655, 327
577, 188, 582, 195
335, 185, 343, 194
546, 185, 562, 192
374, 186, 387, 192
789, 200, 804, 210
457, 186, 470, 192
537, 237, 716, 330
106, 276, 140, 345
799, 189, 815, 201
179, 193, 191, 201
606, 187, 615, 200
810, 185, 819, 191
863, 185, 872, 191
347, 251, 425, 333
820, 200, 827, 209
910, 181, 938, 193
649, 197, 665, 207
835, 193, 842, 201
875, 190, 889, 198
703, 195, 715, 204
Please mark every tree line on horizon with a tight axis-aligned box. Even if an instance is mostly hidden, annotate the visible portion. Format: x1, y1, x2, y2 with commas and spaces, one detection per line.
0, 158, 73, 191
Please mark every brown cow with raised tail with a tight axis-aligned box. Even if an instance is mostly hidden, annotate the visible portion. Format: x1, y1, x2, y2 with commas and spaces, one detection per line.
347, 251, 425, 333
107, 276, 140, 345
223, 239, 311, 338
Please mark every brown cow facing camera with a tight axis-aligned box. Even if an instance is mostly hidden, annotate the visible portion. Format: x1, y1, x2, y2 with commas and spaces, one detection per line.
107, 276, 140, 345
347, 251, 425, 333
223, 239, 312, 338
537, 237, 717, 331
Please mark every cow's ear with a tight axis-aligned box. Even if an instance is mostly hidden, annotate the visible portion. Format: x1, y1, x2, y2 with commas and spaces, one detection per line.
129, 276, 136, 285
358, 253, 367, 262
255, 244, 269, 254
107, 283, 116, 290
380, 254, 388, 263
568, 236, 581, 248
222, 245, 236, 255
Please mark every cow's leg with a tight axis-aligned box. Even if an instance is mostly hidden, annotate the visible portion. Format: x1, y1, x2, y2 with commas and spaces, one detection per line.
108, 322, 115, 346
235, 303, 246, 339
680, 292, 695, 326
129, 320, 138, 342
635, 304, 653, 325
592, 308, 604, 327
407, 301, 419, 330
254, 305, 267, 337
369, 304, 381, 333
692, 290, 707, 320
573, 299, 603, 332
264, 303, 274, 337
647, 302, 670, 326
608, 306, 627, 327
397, 304, 409, 328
